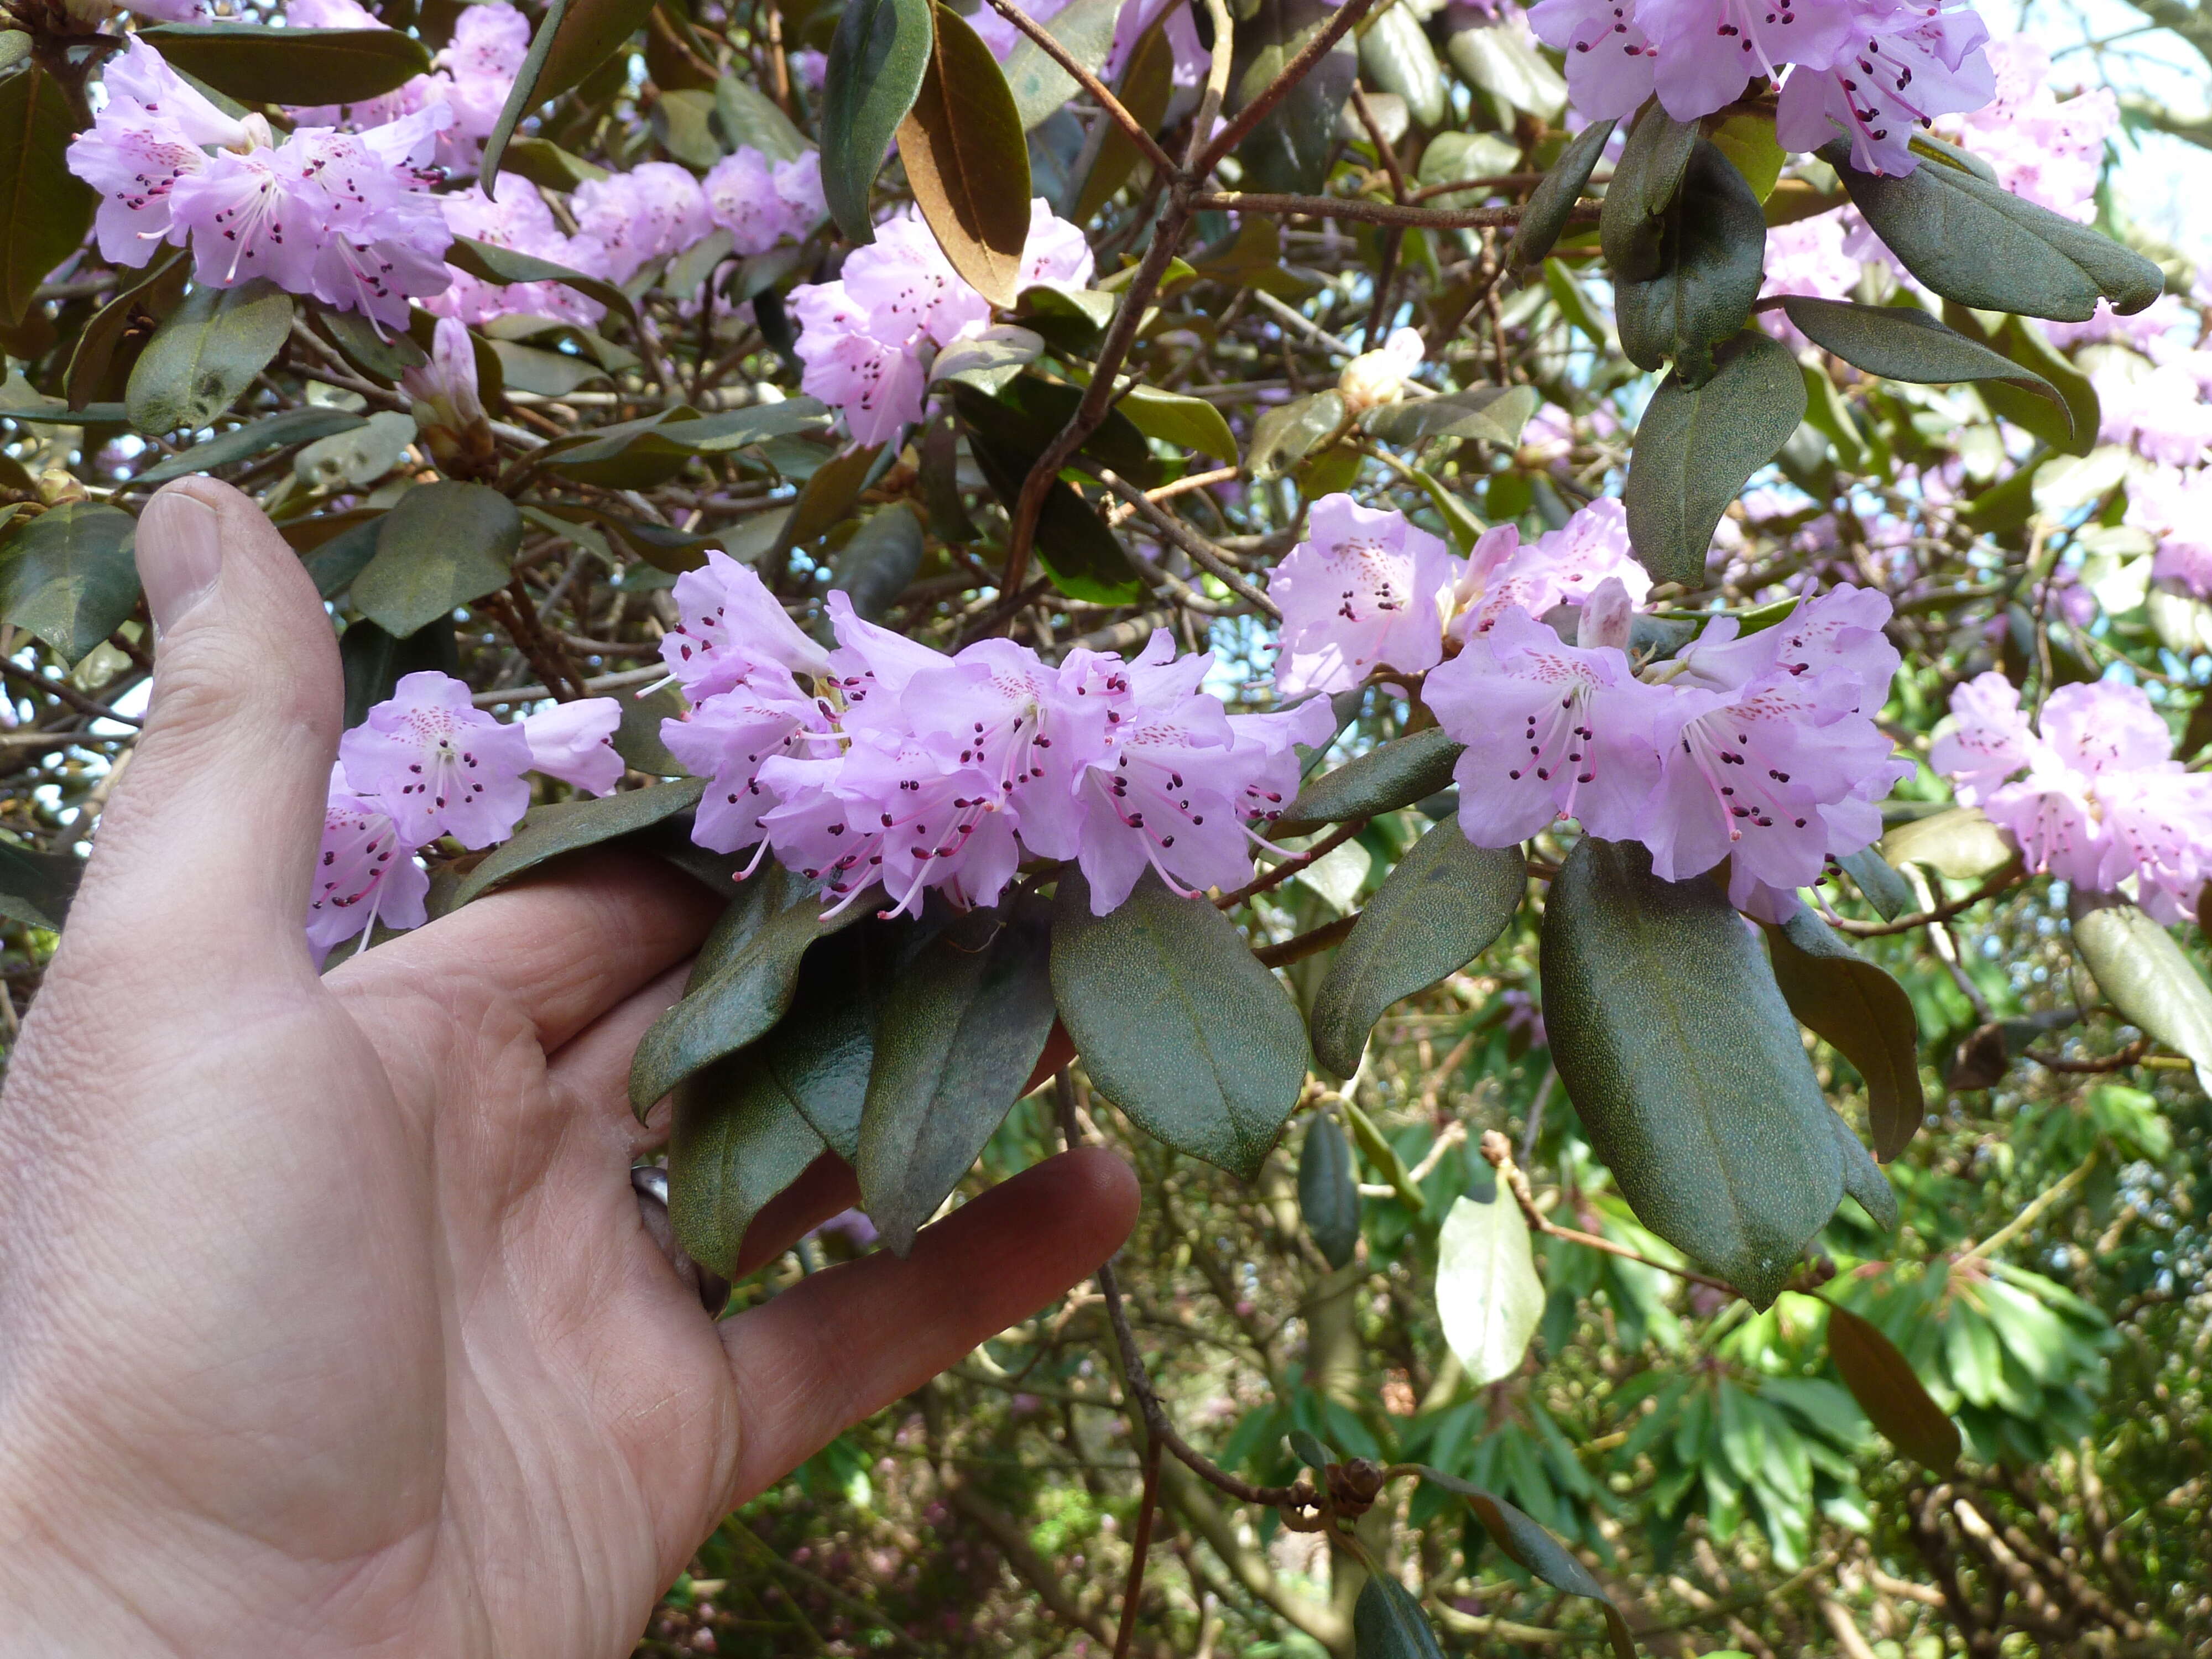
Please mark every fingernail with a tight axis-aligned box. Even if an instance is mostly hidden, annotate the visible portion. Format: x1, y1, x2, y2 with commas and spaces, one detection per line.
136, 491, 224, 635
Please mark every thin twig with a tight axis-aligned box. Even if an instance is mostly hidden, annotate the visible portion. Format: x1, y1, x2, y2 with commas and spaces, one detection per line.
1112, 1438, 1164, 1659
1479, 1131, 1743, 1298
1253, 912, 1358, 967
1829, 859, 2025, 937
1193, 0, 1384, 176
1191, 190, 1557, 231
1095, 469, 1279, 618
1217, 818, 1368, 908
0, 659, 143, 728
974, 0, 1181, 179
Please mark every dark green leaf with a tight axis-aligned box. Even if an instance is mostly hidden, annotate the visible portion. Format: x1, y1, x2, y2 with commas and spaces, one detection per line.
1001, 0, 1119, 129
300, 512, 386, 599
479, 0, 571, 189
0, 64, 97, 329
455, 777, 708, 904
776, 441, 886, 556
134, 408, 369, 486
1353, 1576, 1446, 1659
537, 0, 661, 112
1825, 1303, 1960, 1470
714, 75, 810, 162
1116, 384, 1239, 462
1615, 140, 1766, 383
1231, 0, 1358, 196
1766, 907, 1923, 1164
140, 22, 429, 105
1441, 18, 1566, 118
1510, 117, 1613, 272
1050, 868, 1312, 1180
1837, 844, 1913, 921
315, 303, 428, 385
821, 0, 936, 243
1287, 1427, 1335, 1470
1599, 100, 1698, 281
1364, 384, 1538, 448
0, 502, 140, 663
613, 682, 687, 776
1828, 1104, 1900, 1232
1781, 298, 2068, 436
0, 838, 81, 931
124, 279, 293, 435
1415, 1471, 1636, 1658
964, 373, 1159, 486
898, 3, 1032, 309
1995, 315, 2099, 457
1297, 1113, 1360, 1269
857, 906, 1057, 1253
2070, 889, 2212, 1087
757, 924, 912, 1161
499, 134, 611, 190
447, 236, 638, 329
349, 482, 521, 638
827, 504, 925, 620
653, 86, 724, 169
1623, 329, 1806, 588
956, 392, 1142, 605
1358, 2, 1447, 127
1249, 390, 1347, 479
1274, 726, 1463, 837
668, 1051, 828, 1279
1311, 817, 1524, 1076
66, 252, 190, 411
1540, 837, 1843, 1307
1822, 137, 2163, 321
630, 865, 867, 1115
340, 614, 458, 729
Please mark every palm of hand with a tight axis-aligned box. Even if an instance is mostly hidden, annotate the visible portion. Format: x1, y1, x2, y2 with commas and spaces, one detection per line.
0, 480, 1135, 1658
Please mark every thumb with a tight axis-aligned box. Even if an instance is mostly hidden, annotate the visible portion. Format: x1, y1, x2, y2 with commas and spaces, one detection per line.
59, 477, 342, 975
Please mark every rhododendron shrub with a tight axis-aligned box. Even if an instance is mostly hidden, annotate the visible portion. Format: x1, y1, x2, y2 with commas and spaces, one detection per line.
8, 0, 2212, 1649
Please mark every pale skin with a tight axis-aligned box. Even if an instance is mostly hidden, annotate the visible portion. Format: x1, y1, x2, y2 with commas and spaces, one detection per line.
0, 477, 1139, 1657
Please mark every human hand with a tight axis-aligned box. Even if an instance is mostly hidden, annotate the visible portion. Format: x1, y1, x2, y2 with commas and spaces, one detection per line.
0, 478, 1138, 1657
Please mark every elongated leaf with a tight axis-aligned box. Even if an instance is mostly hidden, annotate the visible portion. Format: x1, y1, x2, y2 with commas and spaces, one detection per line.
1826, 1302, 1961, 1470
1353, 1576, 1446, 1659
1838, 844, 1913, 921
857, 907, 1057, 1253
1231, 0, 1358, 196
1996, 315, 2099, 457
1782, 298, 2068, 436
1600, 100, 1698, 281
0, 502, 140, 663
1436, 1188, 1543, 1386
630, 867, 865, 1114
1000, 0, 1119, 128
1624, 329, 1806, 588
67, 251, 190, 411
827, 504, 925, 620
1823, 138, 2162, 320
1615, 140, 1765, 383
1311, 817, 1523, 1076
754, 924, 911, 1162
340, 614, 458, 730
135, 407, 369, 484
349, 482, 521, 638
1416, 1471, 1636, 1659
2070, 889, 2212, 1088
447, 236, 638, 328
1051, 868, 1312, 1180
1117, 384, 1239, 462
1074, 14, 1175, 224
1274, 726, 1463, 836
1358, 1, 1447, 127
0, 839, 81, 931
140, 23, 429, 105
1766, 907, 1923, 1163
0, 63, 97, 328
1364, 385, 1538, 447
1540, 837, 1843, 1307
1511, 117, 1614, 272
715, 75, 810, 163
1297, 1113, 1360, 1269
668, 1051, 828, 1278
1442, 18, 1566, 118
1881, 805, 2015, 880
899, 3, 1031, 309
1828, 1104, 1900, 1232
125, 280, 293, 435
931, 324, 1045, 391
1287, 1427, 1335, 1470
957, 395, 1141, 604
455, 778, 708, 904
479, 0, 570, 189
1250, 390, 1348, 479
822, 0, 935, 242
538, 0, 660, 109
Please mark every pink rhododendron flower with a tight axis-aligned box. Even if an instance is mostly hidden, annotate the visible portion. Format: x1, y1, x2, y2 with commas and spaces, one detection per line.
659, 549, 834, 698
428, 179, 608, 328
521, 699, 626, 796
431, 2, 531, 147
286, 0, 435, 128
1935, 673, 2212, 921
1453, 498, 1652, 639
307, 770, 430, 966
2095, 362, 2212, 468
1776, 2, 1995, 178
704, 147, 826, 256
1427, 606, 1678, 848
1639, 0, 1860, 127
1527, 0, 1657, 122
340, 670, 537, 848
1934, 35, 2115, 221
573, 163, 713, 283
65, 41, 253, 265
664, 661, 830, 854
2125, 467, 2212, 598
1270, 494, 1457, 697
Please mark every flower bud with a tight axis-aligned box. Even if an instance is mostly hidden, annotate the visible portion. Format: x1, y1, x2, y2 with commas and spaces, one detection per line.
1335, 325, 1425, 414
403, 316, 497, 479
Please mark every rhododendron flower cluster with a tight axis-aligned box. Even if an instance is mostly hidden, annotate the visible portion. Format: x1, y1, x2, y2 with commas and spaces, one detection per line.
1530, 0, 1997, 176
793, 202, 1094, 445
1933, 674, 2212, 922
68, 40, 455, 331
308, 674, 623, 961
655, 554, 1330, 918
1272, 497, 1907, 919
284, 0, 528, 159
1269, 494, 1651, 698
1932, 36, 2116, 222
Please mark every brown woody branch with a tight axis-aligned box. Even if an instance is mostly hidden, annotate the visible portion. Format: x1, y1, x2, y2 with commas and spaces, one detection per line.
974, 0, 1182, 179
1190, 190, 1571, 231
1479, 1131, 1746, 1298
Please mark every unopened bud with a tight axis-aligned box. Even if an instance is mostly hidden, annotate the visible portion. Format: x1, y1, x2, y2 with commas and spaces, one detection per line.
1336, 326, 1426, 414
404, 315, 497, 479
